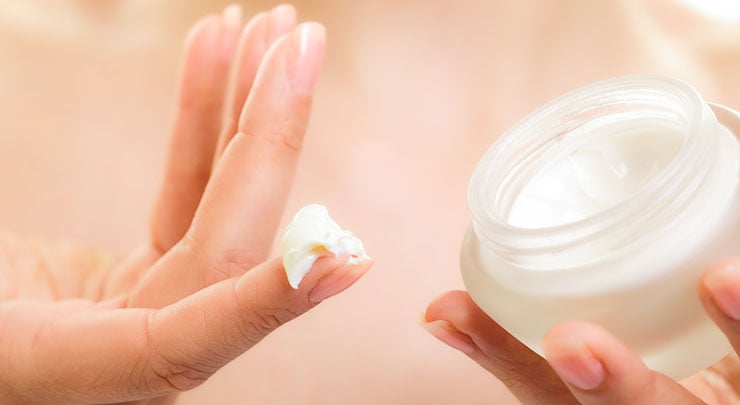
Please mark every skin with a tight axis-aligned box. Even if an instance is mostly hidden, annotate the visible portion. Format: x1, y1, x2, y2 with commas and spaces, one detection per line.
0, 6, 372, 404
424, 260, 740, 404
1, 1, 740, 404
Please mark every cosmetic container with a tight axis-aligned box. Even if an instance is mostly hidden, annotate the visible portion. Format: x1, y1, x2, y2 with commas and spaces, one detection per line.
461, 75, 740, 378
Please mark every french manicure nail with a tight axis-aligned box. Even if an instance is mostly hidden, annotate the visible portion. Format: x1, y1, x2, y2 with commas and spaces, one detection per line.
221, 5, 242, 62
223, 4, 242, 29
421, 318, 476, 355
289, 23, 326, 95
705, 263, 740, 320
268, 4, 297, 42
542, 338, 605, 391
308, 261, 368, 303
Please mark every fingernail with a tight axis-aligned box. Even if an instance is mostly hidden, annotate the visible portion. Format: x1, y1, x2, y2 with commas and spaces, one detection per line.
705, 262, 740, 320
184, 16, 219, 53
288, 23, 326, 95
268, 4, 297, 42
221, 5, 242, 62
542, 338, 605, 391
420, 317, 476, 355
308, 261, 369, 303
223, 4, 242, 28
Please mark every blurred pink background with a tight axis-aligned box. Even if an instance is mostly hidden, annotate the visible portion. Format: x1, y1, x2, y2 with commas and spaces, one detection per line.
0, 1, 738, 403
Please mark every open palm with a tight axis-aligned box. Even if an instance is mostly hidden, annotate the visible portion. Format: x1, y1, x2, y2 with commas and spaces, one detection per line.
0, 6, 369, 405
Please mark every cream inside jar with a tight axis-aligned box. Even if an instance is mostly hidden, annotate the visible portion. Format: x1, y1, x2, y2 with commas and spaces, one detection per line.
508, 124, 684, 229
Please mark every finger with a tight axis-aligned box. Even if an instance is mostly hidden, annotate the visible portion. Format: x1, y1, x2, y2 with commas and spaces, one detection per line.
695, 258, 740, 401
149, 7, 242, 253
215, 4, 297, 159
700, 258, 740, 353
130, 23, 326, 307
541, 322, 702, 405
423, 291, 576, 405
194, 22, 325, 270
20, 257, 370, 403
147, 255, 371, 385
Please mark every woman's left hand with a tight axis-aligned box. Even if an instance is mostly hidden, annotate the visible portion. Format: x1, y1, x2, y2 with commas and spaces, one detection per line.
0, 5, 371, 405
423, 258, 740, 404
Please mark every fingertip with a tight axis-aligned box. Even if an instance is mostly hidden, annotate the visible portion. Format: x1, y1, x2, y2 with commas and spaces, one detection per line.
423, 290, 519, 352
701, 257, 740, 321
272, 3, 297, 16
223, 4, 242, 29
541, 322, 699, 403
542, 321, 641, 373
229, 21, 326, 144
221, 5, 243, 62
424, 290, 473, 323
422, 291, 477, 347
288, 22, 326, 95
234, 254, 370, 306
424, 292, 576, 404
541, 323, 607, 392
701, 257, 740, 287
424, 290, 501, 339
268, 4, 298, 43
542, 321, 651, 388
308, 259, 371, 302
183, 14, 221, 52
178, 14, 225, 103
242, 11, 270, 40
420, 318, 477, 355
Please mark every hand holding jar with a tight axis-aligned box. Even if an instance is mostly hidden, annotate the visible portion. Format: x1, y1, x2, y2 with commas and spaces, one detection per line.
424, 76, 740, 404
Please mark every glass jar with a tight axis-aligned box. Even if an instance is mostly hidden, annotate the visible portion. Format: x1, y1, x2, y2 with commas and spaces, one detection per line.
461, 75, 740, 378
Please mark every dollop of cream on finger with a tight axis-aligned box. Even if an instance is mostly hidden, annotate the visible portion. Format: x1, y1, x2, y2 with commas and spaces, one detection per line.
282, 204, 370, 289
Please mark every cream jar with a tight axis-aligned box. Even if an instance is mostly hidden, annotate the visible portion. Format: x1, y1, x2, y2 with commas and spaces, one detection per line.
461, 75, 740, 378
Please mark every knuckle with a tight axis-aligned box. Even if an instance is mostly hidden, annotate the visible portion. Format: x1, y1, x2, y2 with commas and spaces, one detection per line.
233, 279, 301, 346
142, 313, 212, 393
266, 121, 303, 154
236, 307, 297, 346
698, 358, 740, 402
180, 233, 260, 284
237, 121, 304, 158
211, 248, 261, 280
146, 354, 211, 393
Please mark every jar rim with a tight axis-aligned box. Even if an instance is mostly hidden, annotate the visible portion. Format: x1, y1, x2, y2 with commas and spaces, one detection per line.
468, 75, 717, 268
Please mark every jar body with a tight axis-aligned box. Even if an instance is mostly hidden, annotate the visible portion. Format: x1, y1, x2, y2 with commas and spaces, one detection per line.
461, 76, 740, 379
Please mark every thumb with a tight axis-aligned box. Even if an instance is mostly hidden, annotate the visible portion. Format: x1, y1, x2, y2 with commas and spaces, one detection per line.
147, 255, 372, 388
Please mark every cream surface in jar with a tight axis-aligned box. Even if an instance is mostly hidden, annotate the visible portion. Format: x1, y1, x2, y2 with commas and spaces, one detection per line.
507, 126, 684, 229
461, 75, 740, 378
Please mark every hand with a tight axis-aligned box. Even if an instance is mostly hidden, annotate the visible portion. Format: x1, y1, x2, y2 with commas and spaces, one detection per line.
423, 258, 740, 404
0, 5, 371, 404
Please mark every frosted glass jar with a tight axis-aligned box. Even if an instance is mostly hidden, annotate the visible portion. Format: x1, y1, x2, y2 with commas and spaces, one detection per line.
461, 75, 740, 379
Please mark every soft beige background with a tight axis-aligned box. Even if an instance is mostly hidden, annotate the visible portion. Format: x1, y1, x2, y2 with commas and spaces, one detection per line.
0, 1, 738, 403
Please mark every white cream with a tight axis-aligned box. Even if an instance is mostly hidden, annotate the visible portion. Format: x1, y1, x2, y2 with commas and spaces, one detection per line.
508, 126, 684, 228
282, 204, 370, 289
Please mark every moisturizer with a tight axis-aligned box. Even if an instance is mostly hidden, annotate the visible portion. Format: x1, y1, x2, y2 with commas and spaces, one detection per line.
508, 126, 683, 228
461, 75, 740, 378
282, 204, 369, 289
